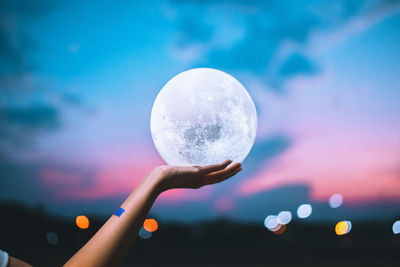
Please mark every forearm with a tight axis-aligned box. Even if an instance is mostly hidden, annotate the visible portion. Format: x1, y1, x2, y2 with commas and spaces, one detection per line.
8, 256, 32, 267
64, 168, 165, 267
63, 160, 240, 267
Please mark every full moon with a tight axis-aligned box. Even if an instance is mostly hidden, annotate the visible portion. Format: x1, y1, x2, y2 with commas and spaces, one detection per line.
150, 68, 257, 166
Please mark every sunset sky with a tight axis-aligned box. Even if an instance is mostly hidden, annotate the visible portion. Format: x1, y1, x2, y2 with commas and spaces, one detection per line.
1, 0, 400, 222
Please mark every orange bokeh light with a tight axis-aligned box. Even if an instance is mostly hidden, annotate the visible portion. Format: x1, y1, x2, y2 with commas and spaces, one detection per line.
273, 224, 286, 235
143, 218, 158, 232
335, 221, 348, 235
76, 215, 90, 229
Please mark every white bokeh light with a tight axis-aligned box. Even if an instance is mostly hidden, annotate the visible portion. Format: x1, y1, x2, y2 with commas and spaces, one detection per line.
297, 204, 312, 219
277, 211, 292, 225
264, 215, 279, 231
393, 220, 400, 234
329, 194, 344, 208
151, 68, 257, 166
344, 220, 352, 234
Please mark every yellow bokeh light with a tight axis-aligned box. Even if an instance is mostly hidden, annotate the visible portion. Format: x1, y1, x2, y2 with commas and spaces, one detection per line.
335, 221, 348, 235
143, 218, 158, 232
76, 215, 90, 229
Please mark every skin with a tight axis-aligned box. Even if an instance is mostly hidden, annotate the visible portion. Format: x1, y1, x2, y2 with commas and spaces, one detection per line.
7, 257, 32, 267
62, 159, 242, 267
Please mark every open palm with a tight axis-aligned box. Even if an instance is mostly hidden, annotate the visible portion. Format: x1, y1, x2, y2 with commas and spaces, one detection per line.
158, 160, 242, 190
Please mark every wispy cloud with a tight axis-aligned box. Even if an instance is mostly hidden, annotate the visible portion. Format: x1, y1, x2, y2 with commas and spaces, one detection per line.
167, 0, 399, 90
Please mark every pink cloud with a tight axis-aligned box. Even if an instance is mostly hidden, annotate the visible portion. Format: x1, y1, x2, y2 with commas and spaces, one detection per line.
48, 159, 160, 200
40, 168, 87, 188
240, 33, 400, 204
40, 149, 212, 203
157, 187, 212, 204
214, 197, 235, 213
239, 131, 400, 203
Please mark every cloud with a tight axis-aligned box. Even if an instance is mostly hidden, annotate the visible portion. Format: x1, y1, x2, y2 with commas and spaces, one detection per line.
243, 134, 291, 176
0, 0, 56, 85
0, 156, 42, 203
0, 0, 60, 143
278, 53, 318, 78
238, 122, 400, 203
0, 0, 83, 154
166, 0, 397, 90
307, 0, 400, 54
40, 152, 210, 203
0, 104, 61, 152
39, 167, 95, 192
0, 1, 84, 209
0, 104, 60, 130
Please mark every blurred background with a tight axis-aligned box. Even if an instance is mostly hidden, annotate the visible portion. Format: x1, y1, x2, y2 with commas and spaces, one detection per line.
1, 0, 400, 266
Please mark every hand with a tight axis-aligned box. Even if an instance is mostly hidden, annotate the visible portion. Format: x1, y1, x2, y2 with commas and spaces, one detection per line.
155, 160, 242, 191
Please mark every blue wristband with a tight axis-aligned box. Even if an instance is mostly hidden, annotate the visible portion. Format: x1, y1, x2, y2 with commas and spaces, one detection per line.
114, 207, 125, 217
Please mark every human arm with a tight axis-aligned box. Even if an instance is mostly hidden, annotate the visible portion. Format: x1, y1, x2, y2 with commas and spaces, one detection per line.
0, 249, 31, 267
64, 160, 241, 267
7, 257, 32, 267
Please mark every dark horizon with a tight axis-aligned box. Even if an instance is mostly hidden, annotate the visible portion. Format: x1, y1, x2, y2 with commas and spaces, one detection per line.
1, 202, 399, 267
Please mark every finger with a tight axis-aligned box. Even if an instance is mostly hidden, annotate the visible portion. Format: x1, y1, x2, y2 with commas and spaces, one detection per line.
205, 162, 241, 180
208, 166, 242, 185
199, 159, 232, 173
217, 167, 242, 183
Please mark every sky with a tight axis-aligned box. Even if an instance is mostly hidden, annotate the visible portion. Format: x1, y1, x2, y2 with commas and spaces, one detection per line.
1, 0, 400, 222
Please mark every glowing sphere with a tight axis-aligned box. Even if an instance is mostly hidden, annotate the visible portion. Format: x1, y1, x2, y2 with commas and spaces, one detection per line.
151, 68, 257, 166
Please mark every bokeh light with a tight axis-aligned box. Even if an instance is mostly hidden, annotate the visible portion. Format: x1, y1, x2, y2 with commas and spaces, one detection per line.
46, 232, 59, 245
273, 224, 286, 235
264, 215, 279, 230
335, 221, 350, 235
138, 227, 152, 239
277, 211, 292, 225
264, 214, 290, 234
329, 194, 344, 208
297, 204, 312, 219
393, 221, 400, 234
76, 215, 90, 229
0, 1, 399, 266
143, 218, 158, 232
344, 221, 352, 234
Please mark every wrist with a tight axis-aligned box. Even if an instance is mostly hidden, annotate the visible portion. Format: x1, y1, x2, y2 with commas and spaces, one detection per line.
145, 166, 170, 195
